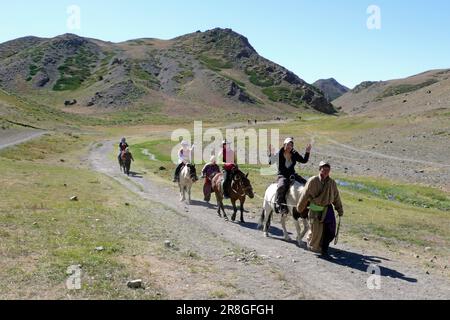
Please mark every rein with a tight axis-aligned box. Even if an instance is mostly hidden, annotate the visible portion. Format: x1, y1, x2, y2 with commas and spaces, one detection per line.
231, 178, 250, 197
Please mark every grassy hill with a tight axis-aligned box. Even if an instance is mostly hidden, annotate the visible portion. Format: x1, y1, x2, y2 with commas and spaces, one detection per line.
0, 29, 337, 128
333, 69, 450, 117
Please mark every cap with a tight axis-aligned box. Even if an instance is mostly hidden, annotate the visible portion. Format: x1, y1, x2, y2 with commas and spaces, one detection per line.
319, 161, 331, 168
284, 137, 294, 145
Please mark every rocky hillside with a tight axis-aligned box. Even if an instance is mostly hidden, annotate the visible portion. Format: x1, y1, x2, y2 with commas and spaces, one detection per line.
333, 69, 450, 116
0, 29, 336, 121
313, 78, 349, 102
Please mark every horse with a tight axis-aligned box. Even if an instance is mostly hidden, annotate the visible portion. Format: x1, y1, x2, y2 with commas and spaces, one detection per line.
212, 169, 254, 223
119, 150, 134, 176
118, 154, 124, 173
258, 179, 310, 246
179, 163, 198, 204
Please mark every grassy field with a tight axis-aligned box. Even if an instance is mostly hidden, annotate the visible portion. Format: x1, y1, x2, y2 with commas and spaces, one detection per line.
0, 132, 246, 299
1, 115, 449, 299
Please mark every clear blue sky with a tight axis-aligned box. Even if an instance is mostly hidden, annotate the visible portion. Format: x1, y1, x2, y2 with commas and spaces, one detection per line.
1, 0, 449, 88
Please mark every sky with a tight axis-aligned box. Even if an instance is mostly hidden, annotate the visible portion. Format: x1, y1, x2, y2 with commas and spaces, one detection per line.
1, 0, 449, 88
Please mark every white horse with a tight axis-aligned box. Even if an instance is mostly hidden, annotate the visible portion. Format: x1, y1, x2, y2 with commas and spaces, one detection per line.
179, 163, 198, 204
258, 181, 310, 246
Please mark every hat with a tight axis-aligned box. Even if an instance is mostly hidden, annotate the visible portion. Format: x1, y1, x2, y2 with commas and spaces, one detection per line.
319, 161, 331, 168
121, 137, 126, 143
284, 137, 294, 145
222, 140, 231, 145
210, 156, 216, 163
181, 140, 190, 147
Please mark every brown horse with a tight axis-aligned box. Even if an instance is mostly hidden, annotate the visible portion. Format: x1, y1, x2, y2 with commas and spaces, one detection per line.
211, 169, 254, 223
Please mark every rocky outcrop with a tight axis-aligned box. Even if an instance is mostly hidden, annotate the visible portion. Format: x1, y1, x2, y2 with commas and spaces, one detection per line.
87, 80, 145, 107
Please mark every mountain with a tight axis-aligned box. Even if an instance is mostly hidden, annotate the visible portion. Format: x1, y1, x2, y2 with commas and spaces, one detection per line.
0, 28, 336, 123
333, 69, 450, 116
312, 78, 349, 102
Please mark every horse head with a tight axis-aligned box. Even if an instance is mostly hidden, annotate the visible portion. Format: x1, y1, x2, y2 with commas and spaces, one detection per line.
186, 163, 198, 182
233, 171, 254, 199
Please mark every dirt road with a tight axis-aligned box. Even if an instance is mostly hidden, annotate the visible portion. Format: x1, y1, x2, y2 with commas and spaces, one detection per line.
0, 129, 47, 150
89, 140, 450, 300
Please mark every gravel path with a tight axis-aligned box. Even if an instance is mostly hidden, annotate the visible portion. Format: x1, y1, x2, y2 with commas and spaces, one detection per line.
0, 129, 47, 150
89, 140, 450, 300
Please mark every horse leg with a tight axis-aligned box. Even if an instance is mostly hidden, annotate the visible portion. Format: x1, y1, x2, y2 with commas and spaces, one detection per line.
231, 199, 237, 222
261, 200, 272, 237
300, 218, 310, 240
179, 183, 185, 202
239, 199, 245, 224
293, 217, 303, 246
188, 185, 192, 205
215, 192, 222, 217
281, 214, 291, 241
258, 208, 265, 231
263, 208, 273, 238
221, 201, 228, 221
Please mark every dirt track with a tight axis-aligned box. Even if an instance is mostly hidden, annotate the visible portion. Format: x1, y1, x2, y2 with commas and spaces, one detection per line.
0, 129, 46, 150
89, 140, 450, 300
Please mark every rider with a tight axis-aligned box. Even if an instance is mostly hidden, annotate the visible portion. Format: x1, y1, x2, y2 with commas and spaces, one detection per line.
218, 140, 238, 199
173, 141, 195, 182
201, 155, 221, 180
268, 137, 312, 214
201, 156, 221, 202
118, 137, 128, 162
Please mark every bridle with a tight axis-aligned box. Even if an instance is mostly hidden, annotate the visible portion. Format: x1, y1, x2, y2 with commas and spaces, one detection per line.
231, 175, 253, 198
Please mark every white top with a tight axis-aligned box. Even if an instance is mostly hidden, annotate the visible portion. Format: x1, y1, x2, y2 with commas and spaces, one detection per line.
178, 147, 194, 164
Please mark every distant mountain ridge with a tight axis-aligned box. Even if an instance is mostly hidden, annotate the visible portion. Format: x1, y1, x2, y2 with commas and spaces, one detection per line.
312, 78, 349, 102
0, 28, 337, 121
333, 69, 450, 116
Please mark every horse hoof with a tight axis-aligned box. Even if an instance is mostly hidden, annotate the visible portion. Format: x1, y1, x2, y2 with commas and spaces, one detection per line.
240, 220, 246, 224
264, 233, 269, 238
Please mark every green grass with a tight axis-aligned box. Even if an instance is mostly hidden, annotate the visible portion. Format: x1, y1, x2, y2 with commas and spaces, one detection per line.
220, 74, 246, 88
377, 80, 438, 99
0, 132, 87, 161
262, 86, 306, 107
29, 64, 41, 77
199, 55, 232, 72
53, 47, 98, 91
0, 157, 167, 299
246, 68, 274, 87
172, 69, 194, 84
0, 132, 246, 298
0, 89, 186, 129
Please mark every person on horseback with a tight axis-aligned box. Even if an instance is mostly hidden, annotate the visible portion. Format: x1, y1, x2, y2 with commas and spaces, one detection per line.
268, 137, 312, 214
218, 140, 238, 199
173, 141, 196, 182
201, 156, 221, 202
118, 137, 128, 163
